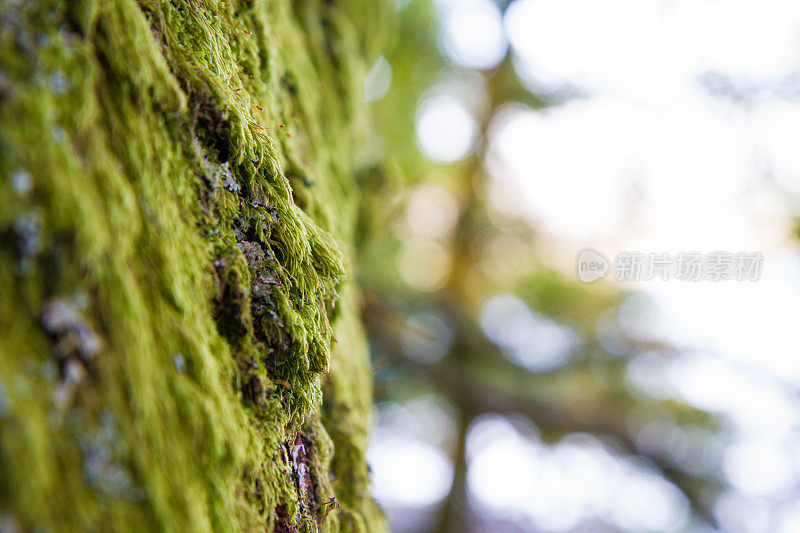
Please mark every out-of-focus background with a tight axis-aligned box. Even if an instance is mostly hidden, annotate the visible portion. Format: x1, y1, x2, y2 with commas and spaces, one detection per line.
358, 0, 800, 531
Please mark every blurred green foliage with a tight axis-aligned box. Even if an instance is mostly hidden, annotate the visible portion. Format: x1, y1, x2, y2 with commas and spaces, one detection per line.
359, 1, 726, 530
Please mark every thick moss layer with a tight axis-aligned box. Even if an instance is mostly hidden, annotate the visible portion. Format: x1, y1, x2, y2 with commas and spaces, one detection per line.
0, 1, 387, 531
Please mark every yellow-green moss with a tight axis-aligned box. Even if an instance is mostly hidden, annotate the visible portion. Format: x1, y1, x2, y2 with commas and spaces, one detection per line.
0, 0, 389, 530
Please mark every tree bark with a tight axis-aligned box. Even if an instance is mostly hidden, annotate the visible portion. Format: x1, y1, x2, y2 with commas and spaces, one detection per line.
0, 1, 387, 531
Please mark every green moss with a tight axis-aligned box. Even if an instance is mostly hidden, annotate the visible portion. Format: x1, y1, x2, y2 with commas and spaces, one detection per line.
0, 0, 387, 530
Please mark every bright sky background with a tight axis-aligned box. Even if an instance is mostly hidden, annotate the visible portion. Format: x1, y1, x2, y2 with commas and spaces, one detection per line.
373, 0, 800, 531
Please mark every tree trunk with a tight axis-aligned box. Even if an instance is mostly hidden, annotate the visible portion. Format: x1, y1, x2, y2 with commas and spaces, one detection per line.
0, 1, 387, 531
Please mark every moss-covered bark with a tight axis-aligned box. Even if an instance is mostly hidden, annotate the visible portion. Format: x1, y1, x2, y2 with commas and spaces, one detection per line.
0, 1, 389, 530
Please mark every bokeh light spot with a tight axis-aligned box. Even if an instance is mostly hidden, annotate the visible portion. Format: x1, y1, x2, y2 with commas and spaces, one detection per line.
416, 94, 477, 162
